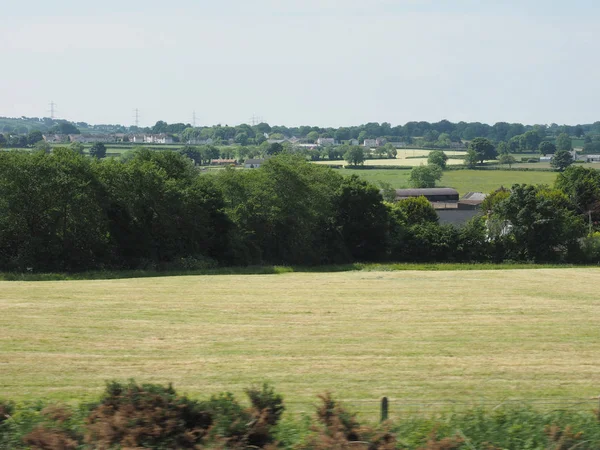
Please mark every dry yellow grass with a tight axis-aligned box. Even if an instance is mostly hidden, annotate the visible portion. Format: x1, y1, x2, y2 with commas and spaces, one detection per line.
1, 269, 599, 415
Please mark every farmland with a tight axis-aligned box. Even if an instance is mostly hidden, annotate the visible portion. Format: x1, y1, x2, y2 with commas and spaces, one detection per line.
1, 268, 599, 415
341, 168, 559, 195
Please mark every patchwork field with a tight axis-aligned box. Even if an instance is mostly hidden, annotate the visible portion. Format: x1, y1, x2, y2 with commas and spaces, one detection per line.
1, 269, 599, 416
342, 168, 558, 195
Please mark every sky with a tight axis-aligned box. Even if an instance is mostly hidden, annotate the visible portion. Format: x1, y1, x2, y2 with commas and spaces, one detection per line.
1, 0, 599, 128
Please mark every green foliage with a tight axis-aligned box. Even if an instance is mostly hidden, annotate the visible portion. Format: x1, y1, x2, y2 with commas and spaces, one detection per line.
468, 137, 497, 164
427, 150, 448, 169
89, 142, 106, 159
409, 165, 442, 188
379, 181, 397, 203
538, 140, 556, 156
556, 132, 573, 151
580, 232, 600, 263
26, 130, 43, 146
555, 165, 600, 220
464, 148, 479, 168
392, 196, 438, 224
68, 141, 85, 155
498, 154, 516, 168
50, 121, 80, 135
344, 146, 365, 166
551, 149, 574, 172
490, 184, 585, 261
33, 140, 51, 153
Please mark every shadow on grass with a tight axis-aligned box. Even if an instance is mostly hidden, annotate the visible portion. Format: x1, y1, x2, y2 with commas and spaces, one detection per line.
0, 262, 594, 282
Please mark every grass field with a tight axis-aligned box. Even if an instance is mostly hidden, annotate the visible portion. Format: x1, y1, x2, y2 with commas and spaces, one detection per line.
342, 169, 558, 195
1, 269, 599, 416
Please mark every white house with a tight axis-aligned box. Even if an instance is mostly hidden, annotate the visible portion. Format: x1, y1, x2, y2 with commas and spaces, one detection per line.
317, 137, 336, 146
363, 139, 378, 148
143, 134, 174, 144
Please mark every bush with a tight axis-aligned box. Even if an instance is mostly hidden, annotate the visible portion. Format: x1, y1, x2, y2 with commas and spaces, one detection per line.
581, 232, 600, 263
296, 393, 396, 450
85, 380, 213, 449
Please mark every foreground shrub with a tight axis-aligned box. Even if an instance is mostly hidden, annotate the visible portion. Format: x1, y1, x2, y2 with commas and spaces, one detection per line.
84, 380, 213, 449
296, 393, 396, 450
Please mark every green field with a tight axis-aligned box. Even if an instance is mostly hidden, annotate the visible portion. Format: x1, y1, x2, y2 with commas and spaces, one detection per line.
342, 168, 558, 195
1, 269, 599, 415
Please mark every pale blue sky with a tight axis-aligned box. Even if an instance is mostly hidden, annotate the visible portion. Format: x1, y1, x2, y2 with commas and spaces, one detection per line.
2, 1, 599, 128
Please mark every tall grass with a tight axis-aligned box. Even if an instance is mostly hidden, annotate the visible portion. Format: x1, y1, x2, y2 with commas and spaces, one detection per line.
0, 262, 590, 282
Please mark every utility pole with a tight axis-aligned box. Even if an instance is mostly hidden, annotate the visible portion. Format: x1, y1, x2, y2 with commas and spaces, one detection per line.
249, 114, 264, 126
49, 101, 56, 119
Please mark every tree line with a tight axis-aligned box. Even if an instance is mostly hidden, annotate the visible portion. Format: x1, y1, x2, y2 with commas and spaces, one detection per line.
0, 149, 599, 272
3, 117, 600, 145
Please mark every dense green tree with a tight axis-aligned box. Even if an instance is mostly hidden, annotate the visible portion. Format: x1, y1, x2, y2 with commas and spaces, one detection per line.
427, 150, 448, 169
33, 140, 52, 153
496, 141, 510, 156
306, 131, 319, 143
555, 166, 600, 225
538, 141, 556, 156
329, 175, 389, 262
234, 132, 249, 146
499, 154, 516, 168
556, 133, 572, 151
89, 142, 107, 159
409, 165, 442, 188
27, 130, 43, 146
344, 146, 365, 167
489, 184, 584, 261
468, 138, 497, 164
98, 150, 230, 267
266, 142, 283, 155
69, 142, 85, 155
392, 196, 438, 224
0, 148, 108, 271
51, 121, 80, 135
551, 149, 574, 172
464, 148, 479, 168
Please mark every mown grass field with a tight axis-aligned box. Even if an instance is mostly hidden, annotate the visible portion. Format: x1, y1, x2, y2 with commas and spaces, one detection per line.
1, 269, 599, 415
342, 168, 558, 195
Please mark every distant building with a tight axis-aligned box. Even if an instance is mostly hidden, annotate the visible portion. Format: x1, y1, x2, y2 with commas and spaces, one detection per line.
317, 137, 336, 146
144, 134, 173, 144
349, 139, 359, 146
363, 139, 378, 148
244, 158, 265, 169
42, 134, 67, 143
393, 188, 460, 203
211, 159, 237, 166
69, 134, 116, 144
390, 188, 484, 226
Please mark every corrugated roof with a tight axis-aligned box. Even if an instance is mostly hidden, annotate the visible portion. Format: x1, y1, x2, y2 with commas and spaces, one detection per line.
394, 188, 459, 196
461, 192, 487, 201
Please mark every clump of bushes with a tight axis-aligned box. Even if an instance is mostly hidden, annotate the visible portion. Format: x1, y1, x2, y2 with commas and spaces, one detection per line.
296, 393, 397, 450
84, 380, 213, 449
3, 384, 600, 449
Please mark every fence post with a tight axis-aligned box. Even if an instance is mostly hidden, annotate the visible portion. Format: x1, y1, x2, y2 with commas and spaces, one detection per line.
380, 396, 389, 423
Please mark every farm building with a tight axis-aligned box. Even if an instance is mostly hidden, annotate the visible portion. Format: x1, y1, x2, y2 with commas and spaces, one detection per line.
244, 158, 265, 169
317, 137, 336, 146
391, 189, 485, 226
211, 159, 237, 166
393, 188, 459, 203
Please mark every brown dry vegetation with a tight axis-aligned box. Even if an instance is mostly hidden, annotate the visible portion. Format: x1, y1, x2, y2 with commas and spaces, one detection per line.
1, 269, 599, 416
